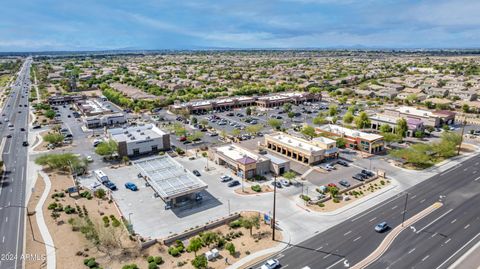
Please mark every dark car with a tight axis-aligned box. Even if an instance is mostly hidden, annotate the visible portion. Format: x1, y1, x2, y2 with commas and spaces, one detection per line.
337, 160, 349, 167
32, 125, 41, 129
352, 173, 365, 181
124, 182, 138, 191
20, 128, 25, 131
6, 134, 12, 138
271, 181, 283, 188
361, 169, 375, 177
104, 181, 117, 191
22, 141, 29, 146
192, 170, 201, 177
339, 180, 351, 187
228, 180, 240, 187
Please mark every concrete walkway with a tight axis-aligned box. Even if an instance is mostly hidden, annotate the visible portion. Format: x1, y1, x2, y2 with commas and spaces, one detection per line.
35, 171, 56, 269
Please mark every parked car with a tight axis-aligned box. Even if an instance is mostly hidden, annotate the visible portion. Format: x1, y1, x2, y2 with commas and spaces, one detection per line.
90, 182, 101, 189
220, 175, 233, 182
271, 181, 283, 188
86, 156, 93, 162
22, 141, 29, 146
337, 160, 349, 167
361, 169, 375, 177
339, 180, 351, 188
124, 182, 138, 191
261, 259, 280, 269
228, 180, 240, 187
352, 173, 366, 181
327, 183, 337, 188
280, 179, 291, 186
375, 221, 389, 233
192, 170, 201, 176
104, 181, 117, 191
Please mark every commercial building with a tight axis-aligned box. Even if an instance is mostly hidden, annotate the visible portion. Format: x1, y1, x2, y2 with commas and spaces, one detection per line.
263, 133, 338, 165
370, 114, 425, 137
316, 125, 385, 154
84, 113, 127, 129
169, 92, 321, 114
134, 155, 207, 207
382, 106, 455, 127
209, 144, 290, 179
47, 94, 86, 105
108, 124, 170, 157
76, 99, 112, 116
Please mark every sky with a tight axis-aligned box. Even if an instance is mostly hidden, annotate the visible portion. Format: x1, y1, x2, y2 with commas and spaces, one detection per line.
1, 0, 480, 51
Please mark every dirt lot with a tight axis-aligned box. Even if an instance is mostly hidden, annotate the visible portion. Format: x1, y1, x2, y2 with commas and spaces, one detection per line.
308, 178, 391, 212
32, 130, 71, 152
25, 175, 47, 269
41, 170, 281, 269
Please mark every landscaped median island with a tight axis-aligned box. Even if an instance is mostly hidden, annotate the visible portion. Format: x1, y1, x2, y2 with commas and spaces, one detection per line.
303, 177, 391, 212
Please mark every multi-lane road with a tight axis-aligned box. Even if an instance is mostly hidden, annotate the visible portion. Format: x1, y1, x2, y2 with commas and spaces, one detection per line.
0, 57, 32, 269
254, 154, 480, 269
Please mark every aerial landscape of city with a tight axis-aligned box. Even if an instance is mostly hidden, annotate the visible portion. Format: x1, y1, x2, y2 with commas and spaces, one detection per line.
0, 1, 480, 269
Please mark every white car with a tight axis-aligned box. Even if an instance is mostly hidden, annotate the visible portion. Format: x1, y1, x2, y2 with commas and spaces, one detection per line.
261, 259, 280, 269
280, 179, 290, 186
86, 156, 93, 162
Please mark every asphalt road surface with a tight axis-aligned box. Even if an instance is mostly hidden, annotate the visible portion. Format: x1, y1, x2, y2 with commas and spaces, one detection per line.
252, 154, 480, 269
0, 57, 32, 269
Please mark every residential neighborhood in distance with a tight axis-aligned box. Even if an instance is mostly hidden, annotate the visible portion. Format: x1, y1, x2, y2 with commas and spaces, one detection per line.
1, 1, 480, 269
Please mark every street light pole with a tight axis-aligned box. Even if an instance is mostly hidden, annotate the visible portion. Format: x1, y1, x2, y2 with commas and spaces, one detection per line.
457, 120, 467, 155
401, 192, 409, 227
272, 174, 277, 241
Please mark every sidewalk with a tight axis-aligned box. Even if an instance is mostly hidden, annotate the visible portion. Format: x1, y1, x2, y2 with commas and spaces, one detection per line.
35, 171, 56, 269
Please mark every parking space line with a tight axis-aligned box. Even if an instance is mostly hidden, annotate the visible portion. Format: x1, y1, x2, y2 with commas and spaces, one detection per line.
344, 231, 352, 236
369, 217, 377, 222
323, 254, 332, 259
353, 236, 361, 242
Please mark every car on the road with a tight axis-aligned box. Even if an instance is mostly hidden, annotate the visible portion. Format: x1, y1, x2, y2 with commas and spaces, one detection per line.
374, 221, 389, 233
228, 180, 240, 187
86, 156, 93, 162
124, 182, 138, 191
6, 134, 12, 138
22, 141, 29, 146
4, 118, 8, 122
352, 173, 366, 181
192, 170, 201, 176
271, 181, 283, 188
261, 259, 280, 269
280, 179, 291, 186
104, 181, 117, 191
20, 127, 25, 131
220, 175, 233, 182
337, 160, 349, 167
339, 180, 351, 188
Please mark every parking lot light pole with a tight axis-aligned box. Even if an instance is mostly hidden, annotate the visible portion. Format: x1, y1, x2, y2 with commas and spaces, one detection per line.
272, 174, 277, 241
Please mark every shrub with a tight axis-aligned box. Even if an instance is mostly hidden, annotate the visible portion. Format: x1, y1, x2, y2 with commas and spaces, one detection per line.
122, 264, 139, 269
380, 180, 385, 185
83, 258, 97, 268
217, 237, 226, 248
94, 188, 106, 199
251, 185, 262, 192
148, 262, 158, 269
48, 203, 58, 210
317, 202, 325, 207
229, 219, 242, 228
168, 247, 180, 257
191, 255, 208, 269
300, 195, 311, 201
333, 198, 340, 203
64, 205, 76, 214
112, 219, 121, 227
147, 256, 154, 263
154, 256, 163, 265
225, 242, 236, 256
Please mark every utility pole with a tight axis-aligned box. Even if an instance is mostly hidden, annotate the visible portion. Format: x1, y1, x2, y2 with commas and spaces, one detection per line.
401, 192, 409, 227
457, 120, 467, 155
272, 174, 277, 241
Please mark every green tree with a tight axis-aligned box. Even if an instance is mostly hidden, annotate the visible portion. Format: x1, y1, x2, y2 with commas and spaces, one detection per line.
199, 119, 208, 128
395, 118, 408, 138
283, 171, 296, 182
187, 131, 204, 142
230, 129, 242, 137
313, 115, 327, 125
35, 153, 86, 172
187, 237, 203, 257
282, 103, 292, 112
328, 186, 339, 198
241, 216, 260, 236
336, 137, 346, 148
200, 232, 218, 247
328, 105, 338, 117
462, 104, 470, 113
343, 112, 354, 124
245, 107, 252, 116
287, 111, 295, 121
354, 111, 370, 129
190, 116, 198, 125
45, 109, 56, 119
379, 124, 392, 133
267, 118, 282, 130
191, 255, 207, 269
95, 140, 118, 157
301, 125, 317, 140
43, 133, 65, 144
225, 242, 236, 256
383, 133, 403, 144
245, 124, 263, 135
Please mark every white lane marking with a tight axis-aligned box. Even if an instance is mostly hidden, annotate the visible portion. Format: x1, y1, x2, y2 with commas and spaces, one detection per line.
326, 258, 345, 269
408, 248, 416, 254
391, 205, 398, 210
316, 246, 323, 250
464, 224, 470, 230
445, 238, 451, 244
420, 199, 426, 203
410, 195, 417, 200
431, 233, 437, 238
435, 232, 480, 269
464, 168, 468, 171
5, 217, 8, 223
422, 255, 430, 262
451, 219, 457, 224
417, 209, 454, 234
353, 236, 361, 242
369, 217, 377, 222
350, 195, 401, 222
344, 231, 352, 236
475, 177, 480, 181
282, 265, 289, 269
2, 236, 4, 243
323, 254, 332, 259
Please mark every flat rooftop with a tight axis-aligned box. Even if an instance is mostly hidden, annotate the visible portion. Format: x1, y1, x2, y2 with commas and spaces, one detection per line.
396, 106, 433, 117
134, 155, 207, 200
216, 144, 262, 162
267, 133, 323, 152
318, 124, 383, 141
109, 124, 166, 143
